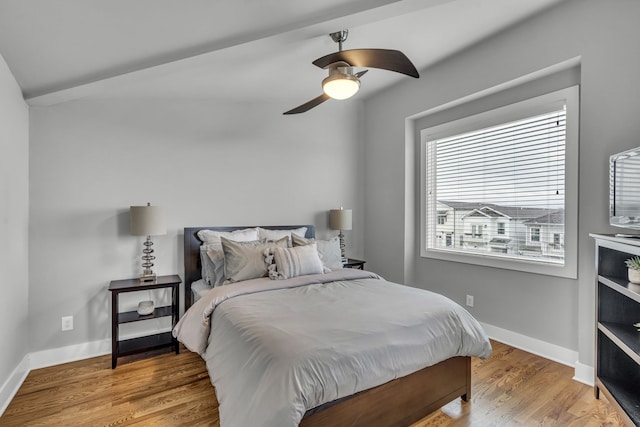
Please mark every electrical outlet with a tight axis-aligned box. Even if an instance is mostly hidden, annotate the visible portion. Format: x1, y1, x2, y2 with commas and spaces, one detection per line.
61, 316, 73, 331
466, 295, 474, 307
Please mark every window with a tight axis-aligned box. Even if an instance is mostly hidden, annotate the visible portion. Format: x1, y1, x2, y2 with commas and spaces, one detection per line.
437, 216, 446, 225
420, 86, 579, 279
530, 228, 541, 243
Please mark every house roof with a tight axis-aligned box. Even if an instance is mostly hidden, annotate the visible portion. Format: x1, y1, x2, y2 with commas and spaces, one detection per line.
524, 210, 565, 225
438, 200, 557, 220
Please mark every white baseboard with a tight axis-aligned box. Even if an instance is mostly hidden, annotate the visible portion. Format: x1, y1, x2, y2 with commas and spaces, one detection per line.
29, 339, 111, 371
573, 361, 594, 386
0, 339, 111, 417
481, 322, 593, 385
0, 355, 30, 416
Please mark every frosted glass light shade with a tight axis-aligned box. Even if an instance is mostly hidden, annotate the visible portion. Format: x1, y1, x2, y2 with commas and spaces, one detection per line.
322, 75, 359, 100
330, 208, 352, 231
130, 204, 166, 236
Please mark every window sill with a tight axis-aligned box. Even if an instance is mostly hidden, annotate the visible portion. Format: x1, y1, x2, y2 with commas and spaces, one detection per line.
420, 247, 576, 279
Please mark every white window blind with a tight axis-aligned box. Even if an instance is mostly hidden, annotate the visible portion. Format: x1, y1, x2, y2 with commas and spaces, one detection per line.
425, 108, 566, 265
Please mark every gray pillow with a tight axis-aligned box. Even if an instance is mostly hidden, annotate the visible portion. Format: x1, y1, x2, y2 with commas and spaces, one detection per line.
200, 243, 220, 285
221, 237, 289, 283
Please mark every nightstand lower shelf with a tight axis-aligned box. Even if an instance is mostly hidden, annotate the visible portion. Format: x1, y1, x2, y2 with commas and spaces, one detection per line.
117, 332, 178, 356
117, 332, 177, 357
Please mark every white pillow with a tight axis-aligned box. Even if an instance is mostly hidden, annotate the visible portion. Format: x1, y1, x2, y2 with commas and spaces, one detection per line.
197, 227, 259, 244
292, 234, 343, 271
257, 227, 307, 242
271, 244, 324, 279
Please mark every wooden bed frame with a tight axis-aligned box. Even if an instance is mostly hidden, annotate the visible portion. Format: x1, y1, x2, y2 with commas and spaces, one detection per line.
183, 225, 471, 427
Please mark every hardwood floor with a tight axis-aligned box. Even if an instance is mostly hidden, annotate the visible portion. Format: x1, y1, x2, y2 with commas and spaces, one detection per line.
1, 340, 625, 426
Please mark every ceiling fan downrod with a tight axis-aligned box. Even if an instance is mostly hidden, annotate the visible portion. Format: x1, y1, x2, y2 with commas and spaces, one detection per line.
330, 30, 348, 51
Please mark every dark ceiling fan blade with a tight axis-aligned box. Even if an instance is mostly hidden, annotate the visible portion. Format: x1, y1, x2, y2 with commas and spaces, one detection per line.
313, 49, 419, 78
283, 93, 330, 115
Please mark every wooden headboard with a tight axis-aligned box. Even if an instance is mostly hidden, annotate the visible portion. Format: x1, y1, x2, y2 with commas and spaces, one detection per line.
183, 225, 315, 311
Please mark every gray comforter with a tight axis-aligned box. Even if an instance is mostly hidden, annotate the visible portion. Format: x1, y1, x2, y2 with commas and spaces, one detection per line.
173, 269, 491, 427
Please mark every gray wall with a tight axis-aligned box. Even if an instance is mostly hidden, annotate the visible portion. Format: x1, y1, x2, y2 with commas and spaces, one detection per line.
28, 99, 364, 352
0, 53, 29, 388
363, 0, 640, 366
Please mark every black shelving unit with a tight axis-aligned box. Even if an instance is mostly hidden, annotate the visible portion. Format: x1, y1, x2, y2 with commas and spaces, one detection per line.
108, 274, 181, 369
591, 233, 640, 426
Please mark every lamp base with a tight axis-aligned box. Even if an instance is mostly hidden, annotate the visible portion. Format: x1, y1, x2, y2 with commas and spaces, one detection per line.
139, 273, 156, 282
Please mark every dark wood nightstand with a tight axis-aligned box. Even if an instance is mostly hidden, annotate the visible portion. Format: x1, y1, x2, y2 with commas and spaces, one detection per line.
343, 258, 366, 270
109, 274, 181, 369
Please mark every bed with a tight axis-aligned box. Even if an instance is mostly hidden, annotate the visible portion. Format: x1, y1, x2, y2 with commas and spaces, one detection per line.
176, 225, 491, 427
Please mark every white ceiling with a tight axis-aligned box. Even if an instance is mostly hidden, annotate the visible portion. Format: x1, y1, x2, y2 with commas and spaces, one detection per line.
0, 0, 565, 107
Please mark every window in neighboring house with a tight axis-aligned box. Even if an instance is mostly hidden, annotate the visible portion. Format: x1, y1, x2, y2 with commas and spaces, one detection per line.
531, 228, 541, 242
446, 234, 452, 246
554, 233, 561, 246
422, 86, 578, 279
437, 216, 445, 225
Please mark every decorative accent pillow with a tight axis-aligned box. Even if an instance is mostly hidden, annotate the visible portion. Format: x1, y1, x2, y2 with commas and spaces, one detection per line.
271, 244, 324, 279
257, 227, 307, 242
292, 234, 343, 271
197, 228, 259, 244
221, 237, 289, 284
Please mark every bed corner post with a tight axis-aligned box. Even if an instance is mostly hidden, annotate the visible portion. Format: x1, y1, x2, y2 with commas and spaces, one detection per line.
462, 356, 472, 402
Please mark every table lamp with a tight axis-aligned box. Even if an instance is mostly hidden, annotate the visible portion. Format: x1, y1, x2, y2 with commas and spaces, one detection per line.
130, 203, 166, 281
330, 207, 352, 263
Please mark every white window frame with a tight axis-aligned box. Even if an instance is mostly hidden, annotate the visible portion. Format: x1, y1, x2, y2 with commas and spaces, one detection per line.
420, 86, 579, 279
530, 227, 541, 243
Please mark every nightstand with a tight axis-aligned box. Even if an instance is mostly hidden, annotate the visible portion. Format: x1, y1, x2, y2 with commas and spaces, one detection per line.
343, 258, 366, 270
109, 274, 181, 369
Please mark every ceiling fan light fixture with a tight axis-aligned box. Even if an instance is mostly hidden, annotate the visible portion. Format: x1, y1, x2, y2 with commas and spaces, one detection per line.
322, 66, 360, 100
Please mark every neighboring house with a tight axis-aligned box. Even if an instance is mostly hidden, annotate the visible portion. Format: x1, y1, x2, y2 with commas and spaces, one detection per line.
434, 201, 564, 260
523, 210, 565, 259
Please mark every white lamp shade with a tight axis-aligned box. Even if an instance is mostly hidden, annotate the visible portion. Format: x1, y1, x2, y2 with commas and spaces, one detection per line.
330, 209, 352, 231
130, 205, 166, 236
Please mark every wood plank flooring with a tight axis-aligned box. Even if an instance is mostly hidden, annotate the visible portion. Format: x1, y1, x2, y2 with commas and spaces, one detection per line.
1, 340, 625, 426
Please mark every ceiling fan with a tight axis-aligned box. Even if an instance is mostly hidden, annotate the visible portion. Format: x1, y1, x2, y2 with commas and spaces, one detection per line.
283, 30, 419, 115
